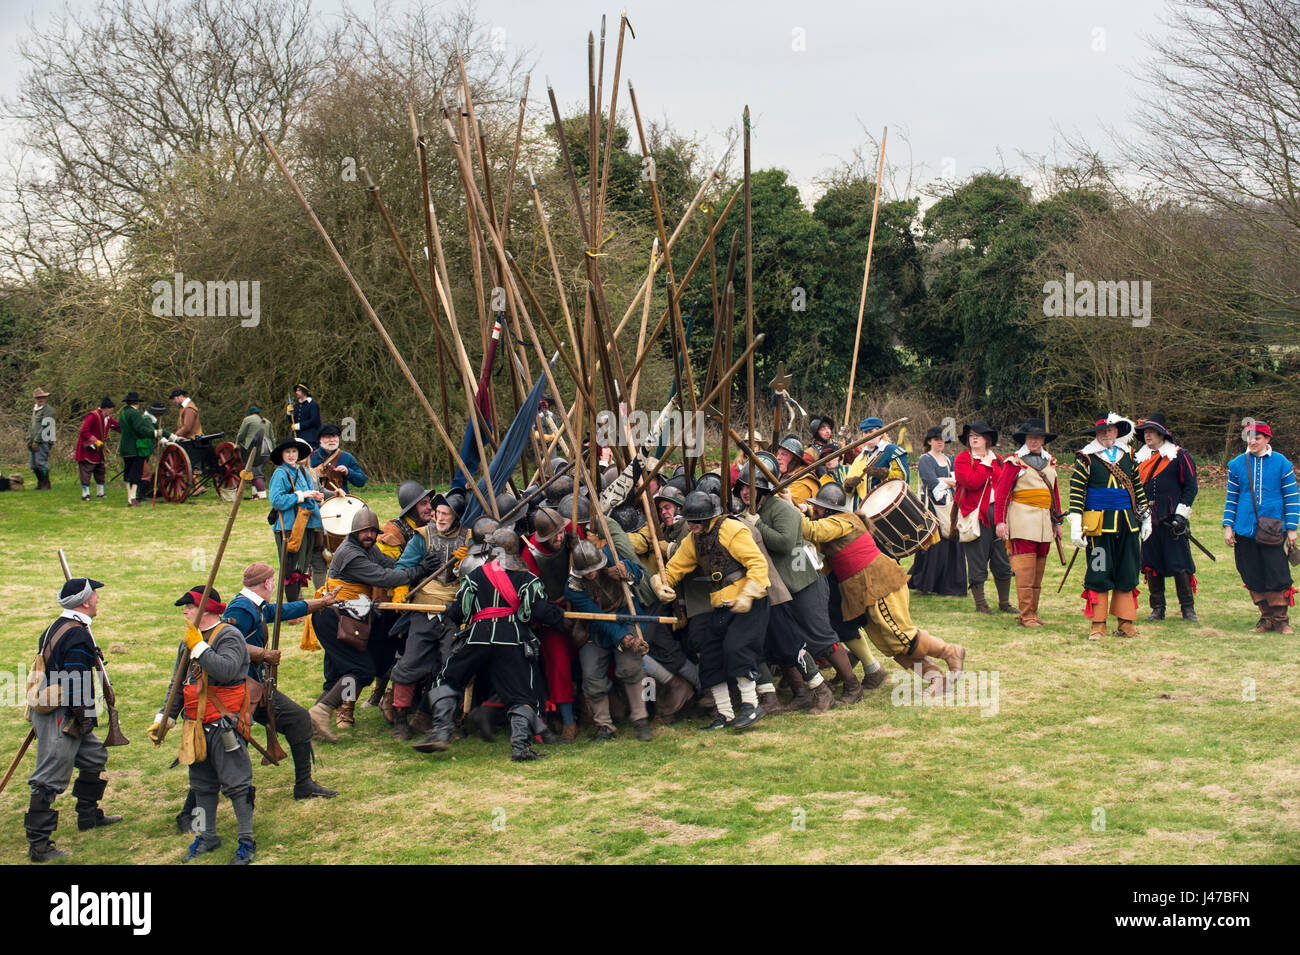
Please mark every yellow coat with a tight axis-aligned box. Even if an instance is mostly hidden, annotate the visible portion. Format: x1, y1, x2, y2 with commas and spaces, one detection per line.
660, 516, 769, 606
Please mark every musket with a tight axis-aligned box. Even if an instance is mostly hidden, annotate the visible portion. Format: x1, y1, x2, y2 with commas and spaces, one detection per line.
260, 533, 290, 765
155, 434, 264, 749
57, 549, 128, 746
0, 731, 35, 797
1058, 545, 1080, 594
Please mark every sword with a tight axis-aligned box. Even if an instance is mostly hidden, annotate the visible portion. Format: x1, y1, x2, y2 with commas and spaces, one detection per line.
1057, 545, 1080, 594
1165, 518, 1217, 562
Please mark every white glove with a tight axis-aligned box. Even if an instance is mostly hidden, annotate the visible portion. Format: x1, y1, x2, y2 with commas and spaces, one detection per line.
1067, 513, 1086, 549
1141, 514, 1152, 542
650, 573, 677, 603
292, 422, 300, 431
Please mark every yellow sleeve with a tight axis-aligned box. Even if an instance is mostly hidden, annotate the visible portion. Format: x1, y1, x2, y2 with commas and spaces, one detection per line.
713, 519, 769, 603
789, 475, 821, 505
628, 526, 652, 557
376, 540, 402, 560
661, 531, 698, 588
800, 513, 852, 544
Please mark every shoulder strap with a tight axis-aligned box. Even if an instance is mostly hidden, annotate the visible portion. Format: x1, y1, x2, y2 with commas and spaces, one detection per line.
39, 618, 80, 665
1247, 457, 1260, 520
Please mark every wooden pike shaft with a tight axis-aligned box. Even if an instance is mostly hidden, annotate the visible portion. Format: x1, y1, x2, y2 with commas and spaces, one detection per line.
843, 128, 887, 431
497, 75, 530, 240
376, 603, 676, 625
252, 116, 494, 517
774, 417, 908, 492
627, 238, 658, 411
743, 106, 756, 514
596, 14, 629, 239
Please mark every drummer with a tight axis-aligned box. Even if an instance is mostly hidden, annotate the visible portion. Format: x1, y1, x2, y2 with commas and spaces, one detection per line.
309, 423, 367, 495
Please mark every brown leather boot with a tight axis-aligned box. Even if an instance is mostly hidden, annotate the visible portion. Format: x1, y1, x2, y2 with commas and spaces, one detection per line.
892, 652, 945, 695
308, 703, 339, 743
378, 685, 396, 725
1088, 591, 1109, 640
827, 644, 863, 704
558, 723, 578, 743
408, 710, 434, 734
913, 629, 966, 682
757, 688, 784, 715
1032, 555, 1050, 625
809, 680, 835, 713
1250, 590, 1271, 632
1010, 553, 1038, 626
656, 675, 694, 722
1111, 590, 1139, 638
994, 575, 1016, 613
335, 700, 356, 728
1267, 594, 1294, 634
782, 667, 814, 711
971, 582, 994, 614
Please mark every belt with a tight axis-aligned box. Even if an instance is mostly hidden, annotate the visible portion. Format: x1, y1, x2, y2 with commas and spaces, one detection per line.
1011, 488, 1053, 508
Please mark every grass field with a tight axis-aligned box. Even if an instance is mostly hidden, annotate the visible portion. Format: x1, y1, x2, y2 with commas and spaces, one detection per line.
1, 466, 1297, 865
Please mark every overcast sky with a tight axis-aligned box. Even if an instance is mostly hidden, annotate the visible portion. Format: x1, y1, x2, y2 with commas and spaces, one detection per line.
0, 0, 1170, 202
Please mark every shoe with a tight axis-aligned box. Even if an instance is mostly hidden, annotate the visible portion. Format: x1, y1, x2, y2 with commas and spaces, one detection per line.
757, 690, 784, 715
412, 731, 450, 753
511, 746, 547, 761
632, 718, 653, 742
537, 727, 559, 745
994, 576, 1016, 612
1114, 620, 1139, 638
183, 834, 222, 863
862, 667, 887, 690
308, 703, 339, 743
408, 710, 434, 734
1147, 607, 1165, 621
970, 583, 994, 614
590, 725, 617, 742
558, 723, 578, 744
838, 679, 864, 705
293, 779, 338, 800
29, 842, 71, 862
468, 706, 496, 742
377, 685, 396, 724
809, 682, 835, 713
334, 700, 355, 728
733, 702, 765, 730
229, 840, 256, 865
77, 810, 123, 831
1088, 622, 1106, 641
1181, 607, 1198, 622
700, 713, 735, 731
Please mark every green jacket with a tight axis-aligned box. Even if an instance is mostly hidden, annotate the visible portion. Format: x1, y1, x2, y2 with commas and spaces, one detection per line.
757, 493, 822, 593
236, 414, 274, 455
119, 405, 154, 458
27, 404, 56, 444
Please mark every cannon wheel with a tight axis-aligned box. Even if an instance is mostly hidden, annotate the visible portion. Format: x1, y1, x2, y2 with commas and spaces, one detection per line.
158, 444, 193, 503
214, 441, 241, 503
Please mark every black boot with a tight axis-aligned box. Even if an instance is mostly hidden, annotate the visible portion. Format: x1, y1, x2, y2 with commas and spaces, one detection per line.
468, 705, 496, 742
509, 707, 547, 761
1147, 575, 1167, 621
25, 789, 69, 862
390, 707, 414, 740
177, 789, 198, 833
1174, 573, 1198, 621
290, 741, 337, 799
73, 772, 122, 831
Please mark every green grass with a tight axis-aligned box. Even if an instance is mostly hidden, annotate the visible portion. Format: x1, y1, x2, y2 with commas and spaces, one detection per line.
0, 466, 1296, 864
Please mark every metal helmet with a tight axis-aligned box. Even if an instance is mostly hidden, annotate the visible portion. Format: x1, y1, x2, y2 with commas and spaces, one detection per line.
734, 453, 777, 494
682, 490, 722, 523
694, 473, 723, 498
570, 539, 607, 575
778, 434, 804, 458
810, 482, 853, 514
441, 488, 467, 519
546, 475, 574, 505
349, 505, 381, 534
486, 527, 521, 556
558, 492, 590, 526
612, 503, 645, 533
470, 516, 500, 543
397, 480, 431, 519
495, 492, 517, 518
532, 506, 565, 539
600, 466, 619, 490
654, 485, 686, 510
548, 456, 568, 475
664, 474, 688, 494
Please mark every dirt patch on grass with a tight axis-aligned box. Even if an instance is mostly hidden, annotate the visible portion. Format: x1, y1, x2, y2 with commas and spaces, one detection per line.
637, 813, 728, 844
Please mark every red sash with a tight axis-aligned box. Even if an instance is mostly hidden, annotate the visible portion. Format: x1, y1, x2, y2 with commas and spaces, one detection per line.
827, 530, 882, 580
472, 561, 521, 622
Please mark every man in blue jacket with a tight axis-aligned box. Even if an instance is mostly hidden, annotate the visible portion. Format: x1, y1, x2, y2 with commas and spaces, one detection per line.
1223, 421, 1299, 633
287, 383, 321, 447
309, 423, 366, 494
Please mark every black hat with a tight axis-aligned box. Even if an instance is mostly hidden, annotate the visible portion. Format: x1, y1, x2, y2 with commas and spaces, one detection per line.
1136, 412, 1172, 439
174, 586, 225, 614
1012, 419, 1057, 444
809, 415, 835, 436
959, 419, 998, 446
319, 422, 342, 438
1082, 415, 1133, 438
147, 401, 167, 416
397, 480, 432, 519
294, 383, 311, 395
98, 396, 115, 409
810, 482, 853, 513
270, 436, 312, 465
58, 577, 104, 608
123, 391, 141, 404
170, 387, 187, 398
923, 425, 946, 444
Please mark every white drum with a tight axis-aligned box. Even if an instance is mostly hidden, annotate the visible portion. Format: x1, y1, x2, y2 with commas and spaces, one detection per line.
859, 479, 938, 559
320, 494, 368, 538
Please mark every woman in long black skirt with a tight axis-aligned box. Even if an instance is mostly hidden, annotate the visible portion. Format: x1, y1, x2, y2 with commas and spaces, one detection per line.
910, 426, 968, 596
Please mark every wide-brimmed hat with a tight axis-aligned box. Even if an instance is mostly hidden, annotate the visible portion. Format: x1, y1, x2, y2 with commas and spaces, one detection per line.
1136, 412, 1171, 439
294, 383, 311, 396
123, 391, 141, 404
147, 401, 167, 417
1082, 414, 1132, 439
923, 425, 946, 444
1012, 419, 1057, 444
33, 387, 51, 399
960, 419, 998, 446
270, 436, 312, 465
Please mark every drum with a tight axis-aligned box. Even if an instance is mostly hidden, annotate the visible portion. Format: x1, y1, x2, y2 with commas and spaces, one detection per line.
859, 479, 938, 559
320, 494, 367, 552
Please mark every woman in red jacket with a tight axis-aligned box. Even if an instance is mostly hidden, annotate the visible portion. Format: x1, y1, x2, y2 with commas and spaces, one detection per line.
954, 419, 1015, 614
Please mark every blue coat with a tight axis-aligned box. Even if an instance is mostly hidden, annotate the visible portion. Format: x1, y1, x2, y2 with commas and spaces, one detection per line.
309, 447, 367, 493
269, 463, 322, 533
1223, 449, 1299, 537
223, 591, 310, 682
292, 398, 321, 445
564, 545, 645, 649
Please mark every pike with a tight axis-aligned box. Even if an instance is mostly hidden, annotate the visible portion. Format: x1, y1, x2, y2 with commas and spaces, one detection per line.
375, 603, 677, 626
57, 550, 128, 747
250, 113, 494, 518
744, 105, 757, 513
774, 418, 908, 493
843, 128, 887, 433
260, 534, 290, 766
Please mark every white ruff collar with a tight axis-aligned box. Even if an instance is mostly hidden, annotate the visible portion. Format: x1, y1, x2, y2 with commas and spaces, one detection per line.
1015, 444, 1055, 462
1079, 439, 1128, 458
1135, 442, 1178, 463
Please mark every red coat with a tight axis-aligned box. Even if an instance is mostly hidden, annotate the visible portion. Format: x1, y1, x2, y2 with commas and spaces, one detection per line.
954, 448, 1004, 525
74, 409, 119, 464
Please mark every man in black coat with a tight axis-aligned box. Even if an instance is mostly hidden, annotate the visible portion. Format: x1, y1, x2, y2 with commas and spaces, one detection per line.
1136, 413, 1200, 621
